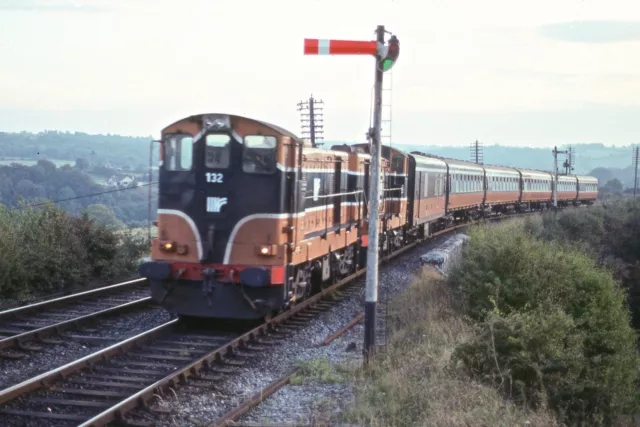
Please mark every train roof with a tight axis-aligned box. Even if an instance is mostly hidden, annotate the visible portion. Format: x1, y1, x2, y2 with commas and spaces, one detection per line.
517, 169, 553, 178
407, 151, 448, 168
575, 175, 598, 183
161, 113, 303, 142
483, 164, 520, 174
441, 157, 485, 172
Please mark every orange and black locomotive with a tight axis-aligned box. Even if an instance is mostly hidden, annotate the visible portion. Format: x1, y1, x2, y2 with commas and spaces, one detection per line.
139, 113, 598, 320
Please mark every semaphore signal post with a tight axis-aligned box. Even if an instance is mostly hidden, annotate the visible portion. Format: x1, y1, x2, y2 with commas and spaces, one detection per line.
304, 25, 400, 363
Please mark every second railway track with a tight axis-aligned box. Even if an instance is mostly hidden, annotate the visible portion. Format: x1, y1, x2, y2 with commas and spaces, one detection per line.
0, 221, 435, 427
0, 279, 153, 359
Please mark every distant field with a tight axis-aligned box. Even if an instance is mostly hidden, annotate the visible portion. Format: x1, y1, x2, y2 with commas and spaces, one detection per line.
0, 158, 75, 167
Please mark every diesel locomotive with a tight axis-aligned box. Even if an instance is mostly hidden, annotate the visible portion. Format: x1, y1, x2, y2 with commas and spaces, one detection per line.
139, 113, 599, 320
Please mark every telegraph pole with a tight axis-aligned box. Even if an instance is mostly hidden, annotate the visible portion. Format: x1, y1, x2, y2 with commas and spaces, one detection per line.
633, 146, 639, 198
304, 27, 400, 362
552, 146, 568, 209
297, 95, 325, 147
470, 139, 483, 164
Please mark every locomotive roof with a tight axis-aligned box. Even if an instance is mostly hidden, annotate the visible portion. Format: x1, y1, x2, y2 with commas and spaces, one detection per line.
162, 113, 303, 142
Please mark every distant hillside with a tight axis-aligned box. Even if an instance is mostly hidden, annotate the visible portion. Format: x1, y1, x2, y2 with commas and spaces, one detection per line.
0, 131, 632, 177
0, 131, 155, 171
322, 141, 633, 175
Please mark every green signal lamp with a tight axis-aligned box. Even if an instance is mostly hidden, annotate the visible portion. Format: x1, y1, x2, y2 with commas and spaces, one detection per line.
377, 35, 399, 72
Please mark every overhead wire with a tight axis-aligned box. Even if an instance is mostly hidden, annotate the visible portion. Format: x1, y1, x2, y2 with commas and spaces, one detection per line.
10, 181, 158, 210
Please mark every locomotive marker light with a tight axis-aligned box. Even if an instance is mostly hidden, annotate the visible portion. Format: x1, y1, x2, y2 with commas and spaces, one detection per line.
304, 25, 399, 362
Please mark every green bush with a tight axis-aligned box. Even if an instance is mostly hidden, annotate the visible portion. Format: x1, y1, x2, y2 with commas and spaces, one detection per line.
526, 200, 640, 332
0, 203, 148, 300
450, 221, 639, 426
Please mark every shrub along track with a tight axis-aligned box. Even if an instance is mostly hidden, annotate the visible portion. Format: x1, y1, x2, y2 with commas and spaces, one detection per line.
0, 279, 152, 359
0, 209, 571, 427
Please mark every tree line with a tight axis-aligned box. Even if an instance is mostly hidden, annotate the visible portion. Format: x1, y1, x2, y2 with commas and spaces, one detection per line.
0, 160, 156, 227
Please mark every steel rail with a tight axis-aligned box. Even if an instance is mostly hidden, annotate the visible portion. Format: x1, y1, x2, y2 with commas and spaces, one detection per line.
0, 296, 153, 351
0, 278, 147, 320
0, 320, 178, 405
77, 230, 424, 427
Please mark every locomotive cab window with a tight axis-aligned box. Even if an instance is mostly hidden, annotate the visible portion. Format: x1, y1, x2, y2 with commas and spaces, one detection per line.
205, 134, 231, 169
243, 135, 277, 174
164, 134, 193, 171
391, 155, 404, 173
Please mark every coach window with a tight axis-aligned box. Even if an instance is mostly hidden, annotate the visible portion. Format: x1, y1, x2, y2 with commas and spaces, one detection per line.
164, 134, 193, 171
205, 134, 230, 169
243, 135, 277, 174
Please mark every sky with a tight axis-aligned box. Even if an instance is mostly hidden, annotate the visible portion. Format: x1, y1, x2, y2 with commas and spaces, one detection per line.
1, 0, 640, 147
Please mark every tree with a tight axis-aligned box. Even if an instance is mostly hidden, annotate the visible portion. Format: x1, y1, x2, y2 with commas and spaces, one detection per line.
75, 157, 90, 170
84, 204, 123, 228
15, 179, 45, 198
604, 178, 623, 193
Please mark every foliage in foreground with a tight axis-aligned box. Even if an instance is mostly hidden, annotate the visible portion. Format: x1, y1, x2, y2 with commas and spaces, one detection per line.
450, 220, 639, 426
526, 199, 640, 331
0, 203, 148, 300
345, 268, 558, 427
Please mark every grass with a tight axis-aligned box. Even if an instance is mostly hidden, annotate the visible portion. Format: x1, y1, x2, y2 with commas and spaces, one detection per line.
290, 358, 348, 385
342, 267, 560, 427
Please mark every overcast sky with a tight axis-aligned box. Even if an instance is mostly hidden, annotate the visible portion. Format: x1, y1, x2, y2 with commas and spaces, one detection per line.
1, 0, 640, 147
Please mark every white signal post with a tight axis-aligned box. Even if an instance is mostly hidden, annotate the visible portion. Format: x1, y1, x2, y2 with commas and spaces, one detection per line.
304, 25, 399, 362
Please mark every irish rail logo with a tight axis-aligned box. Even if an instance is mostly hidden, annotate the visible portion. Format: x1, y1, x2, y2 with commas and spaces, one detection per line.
206, 197, 228, 213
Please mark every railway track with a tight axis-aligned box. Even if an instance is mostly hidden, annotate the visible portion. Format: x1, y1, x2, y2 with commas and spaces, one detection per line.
0, 223, 430, 426
0, 210, 558, 426
0, 278, 152, 359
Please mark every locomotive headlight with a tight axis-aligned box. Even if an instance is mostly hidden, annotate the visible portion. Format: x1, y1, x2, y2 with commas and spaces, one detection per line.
256, 244, 276, 256
159, 241, 176, 252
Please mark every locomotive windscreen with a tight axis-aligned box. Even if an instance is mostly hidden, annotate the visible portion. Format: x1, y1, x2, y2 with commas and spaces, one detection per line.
242, 135, 277, 174
164, 134, 193, 171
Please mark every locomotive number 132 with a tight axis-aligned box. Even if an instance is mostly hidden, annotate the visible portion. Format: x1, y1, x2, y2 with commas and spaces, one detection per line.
206, 173, 224, 183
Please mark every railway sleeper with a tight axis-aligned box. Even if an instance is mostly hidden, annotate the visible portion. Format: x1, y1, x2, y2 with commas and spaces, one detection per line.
0, 350, 25, 359
127, 352, 194, 362
38, 337, 64, 345
31, 397, 112, 408
193, 373, 223, 381
112, 360, 178, 369
209, 366, 236, 374
145, 345, 208, 353
68, 378, 145, 389
79, 373, 155, 383
16, 341, 42, 352
1, 409, 89, 422
54, 387, 131, 398
155, 339, 228, 348
219, 358, 246, 367
231, 349, 258, 358
93, 366, 166, 376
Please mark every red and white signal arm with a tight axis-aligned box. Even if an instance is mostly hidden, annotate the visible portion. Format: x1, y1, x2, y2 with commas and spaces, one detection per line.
304, 38, 378, 55
304, 36, 399, 72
